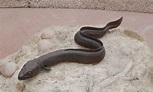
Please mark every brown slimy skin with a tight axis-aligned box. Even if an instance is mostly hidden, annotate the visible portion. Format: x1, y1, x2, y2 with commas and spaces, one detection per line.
18, 17, 123, 80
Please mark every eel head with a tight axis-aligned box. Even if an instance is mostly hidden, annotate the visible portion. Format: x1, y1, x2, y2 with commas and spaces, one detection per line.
18, 59, 42, 80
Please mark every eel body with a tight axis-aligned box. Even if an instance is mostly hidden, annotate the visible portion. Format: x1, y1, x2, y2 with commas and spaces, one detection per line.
18, 17, 123, 80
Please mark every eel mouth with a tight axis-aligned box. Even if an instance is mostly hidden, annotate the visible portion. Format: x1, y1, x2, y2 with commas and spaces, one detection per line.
18, 76, 31, 80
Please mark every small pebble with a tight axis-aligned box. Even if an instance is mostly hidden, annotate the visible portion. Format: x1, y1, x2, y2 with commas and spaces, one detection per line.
107, 66, 121, 76
120, 47, 132, 55
41, 31, 54, 39
86, 73, 94, 92
136, 64, 147, 77
69, 86, 84, 92
16, 83, 26, 92
38, 39, 52, 52
148, 68, 153, 84
0, 62, 18, 78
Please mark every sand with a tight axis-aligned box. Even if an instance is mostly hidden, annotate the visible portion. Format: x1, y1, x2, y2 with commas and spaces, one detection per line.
0, 25, 153, 92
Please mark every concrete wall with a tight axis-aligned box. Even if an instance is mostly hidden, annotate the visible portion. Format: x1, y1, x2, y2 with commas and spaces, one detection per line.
0, 0, 153, 13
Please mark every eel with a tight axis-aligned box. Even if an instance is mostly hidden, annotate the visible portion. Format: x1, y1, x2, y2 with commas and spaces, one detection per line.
18, 17, 123, 80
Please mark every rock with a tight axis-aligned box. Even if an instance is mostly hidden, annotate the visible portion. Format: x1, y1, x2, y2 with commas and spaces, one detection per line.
0, 62, 18, 78
41, 31, 54, 39
0, 26, 152, 92
38, 39, 52, 52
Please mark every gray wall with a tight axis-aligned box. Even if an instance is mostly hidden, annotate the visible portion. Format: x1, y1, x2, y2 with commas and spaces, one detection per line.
0, 0, 153, 13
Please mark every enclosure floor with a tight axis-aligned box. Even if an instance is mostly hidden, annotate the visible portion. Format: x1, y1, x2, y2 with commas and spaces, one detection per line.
0, 9, 153, 59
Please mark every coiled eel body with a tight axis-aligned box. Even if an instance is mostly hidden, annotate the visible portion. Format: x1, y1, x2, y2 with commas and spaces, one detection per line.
18, 17, 123, 80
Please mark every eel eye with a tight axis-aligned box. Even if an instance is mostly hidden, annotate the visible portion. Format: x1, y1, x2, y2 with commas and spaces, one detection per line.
27, 71, 32, 74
